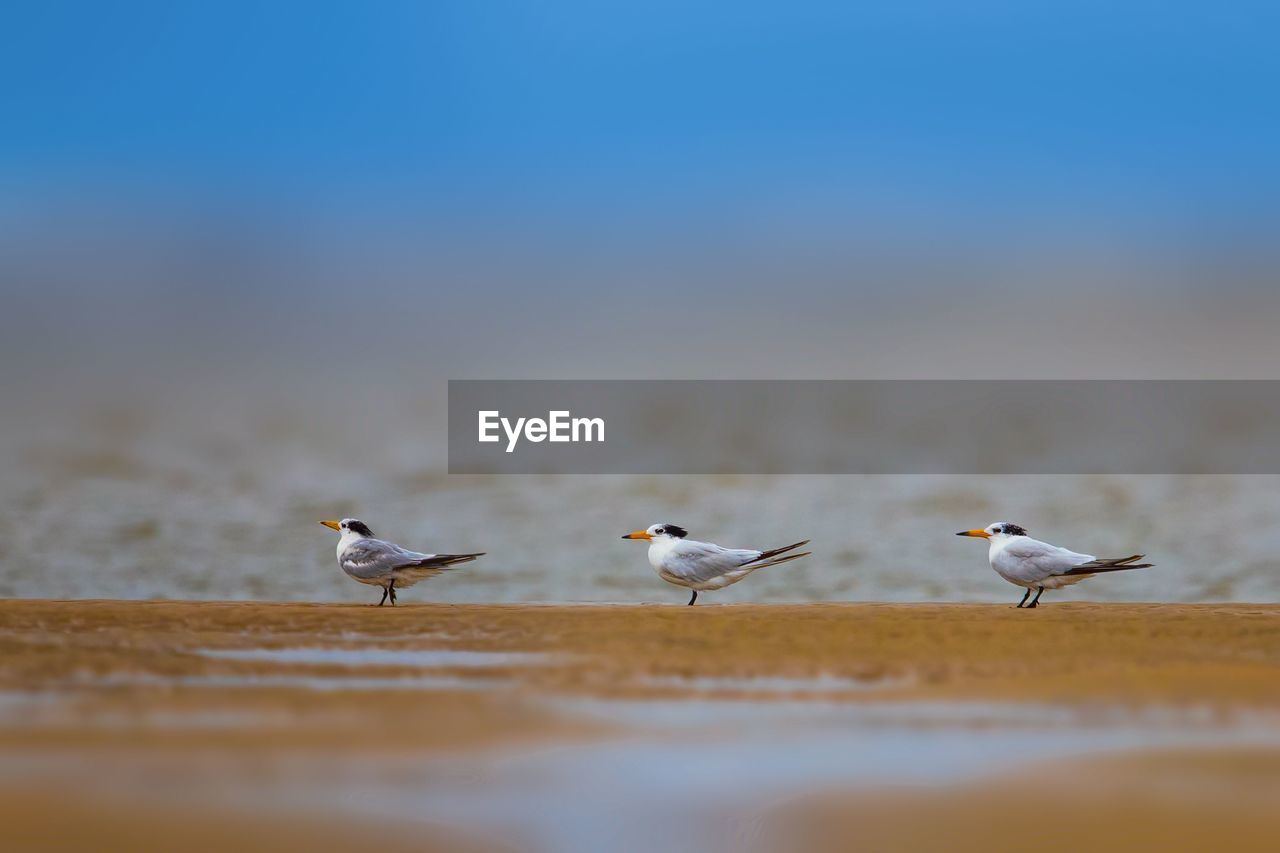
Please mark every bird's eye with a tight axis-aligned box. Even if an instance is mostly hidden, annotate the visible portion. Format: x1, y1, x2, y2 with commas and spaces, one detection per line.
991, 526, 1000, 533
654, 527, 664, 534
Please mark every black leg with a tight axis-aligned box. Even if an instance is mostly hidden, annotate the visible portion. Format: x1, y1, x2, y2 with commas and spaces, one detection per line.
1016, 588, 1031, 608
1027, 586, 1044, 609
388, 580, 397, 606
378, 587, 388, 606
687, 590, 698, 606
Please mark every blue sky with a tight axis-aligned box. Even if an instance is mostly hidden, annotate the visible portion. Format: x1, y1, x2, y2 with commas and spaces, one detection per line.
4, 2, 1279, 227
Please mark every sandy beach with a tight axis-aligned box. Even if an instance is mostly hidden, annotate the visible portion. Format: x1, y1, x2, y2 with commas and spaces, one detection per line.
3, 600, 1279, 704
0, 600, 1276, 851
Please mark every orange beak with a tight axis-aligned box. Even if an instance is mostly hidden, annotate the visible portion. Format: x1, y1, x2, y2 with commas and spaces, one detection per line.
319, 520, 342, 531
956, 528, 991, 538
621, 530, 652, 540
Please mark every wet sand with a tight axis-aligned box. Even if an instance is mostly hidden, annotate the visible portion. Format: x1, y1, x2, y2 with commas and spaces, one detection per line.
0, 600, 1276, 851
770, 748, 1280, 852
3, 600, 1277, 704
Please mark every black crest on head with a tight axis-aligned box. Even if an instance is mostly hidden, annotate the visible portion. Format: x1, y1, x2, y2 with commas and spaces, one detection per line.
346, 520, 375, 537
999, 523, 1028, 537
659, 524, 688, 538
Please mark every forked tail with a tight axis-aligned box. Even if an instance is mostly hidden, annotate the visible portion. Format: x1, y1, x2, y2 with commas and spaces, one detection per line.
1063, 554, 1153, 576
408, 552, 485, 570
744, 540, 812, 570
754, 540, 810, 562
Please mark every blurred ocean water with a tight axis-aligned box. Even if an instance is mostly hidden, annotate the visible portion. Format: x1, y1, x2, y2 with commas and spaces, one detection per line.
4, 203, 1280, 607
3, 386, 1277, 603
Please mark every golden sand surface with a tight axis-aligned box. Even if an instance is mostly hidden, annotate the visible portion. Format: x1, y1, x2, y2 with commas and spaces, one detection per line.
771, 748, 1280, 853
0, 788, 503, 853
2, 600, 1277, 706
0, 600, 1276, 851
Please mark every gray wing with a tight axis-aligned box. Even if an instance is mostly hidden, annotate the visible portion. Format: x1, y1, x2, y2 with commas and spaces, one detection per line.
997, 538, 1096, 583
339, 538, 415, 581
664, 540, 765, 585
340, 538, 482, 586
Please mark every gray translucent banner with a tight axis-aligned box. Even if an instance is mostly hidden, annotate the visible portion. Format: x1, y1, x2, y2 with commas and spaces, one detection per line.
448, 380, 1280, 474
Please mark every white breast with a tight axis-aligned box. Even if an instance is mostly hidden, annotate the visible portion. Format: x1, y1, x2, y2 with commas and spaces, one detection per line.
647, 537, 680, 572
336, 532, 362, 562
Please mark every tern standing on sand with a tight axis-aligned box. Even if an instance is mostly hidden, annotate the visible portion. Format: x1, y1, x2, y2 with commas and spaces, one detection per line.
622, 524, 811, 605
319, 519, 483, 606
957, 522, 1152, 608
